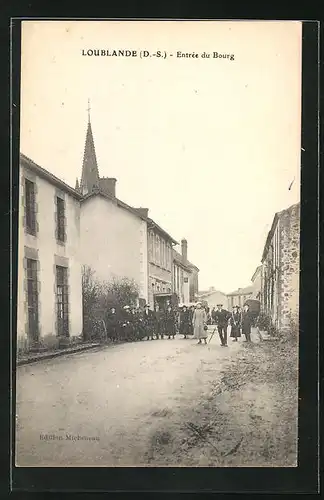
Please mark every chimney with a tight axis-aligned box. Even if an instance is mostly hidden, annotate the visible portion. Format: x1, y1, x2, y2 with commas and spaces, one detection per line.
99, 177, 117, 198
181, 238, 188, 263
135, 208, 149, 218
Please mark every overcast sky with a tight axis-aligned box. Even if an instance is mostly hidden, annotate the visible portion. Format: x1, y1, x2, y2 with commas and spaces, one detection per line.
20, 20, 302, 293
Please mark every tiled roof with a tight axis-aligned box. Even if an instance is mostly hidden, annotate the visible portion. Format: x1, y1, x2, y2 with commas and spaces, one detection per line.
197, 289, 227, 298
227, 285, 254, 296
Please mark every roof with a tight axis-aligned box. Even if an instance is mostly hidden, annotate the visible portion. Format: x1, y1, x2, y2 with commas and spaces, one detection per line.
227, 285, 254, 297
261, 202, 300, 263
187, 262, 199, 272
20, 153, 83, 200
147, 218, 178, 245
173, 250, 192, 272
81, 189, 149, 221
197, 289, 227, 299
81, 191, 180, 245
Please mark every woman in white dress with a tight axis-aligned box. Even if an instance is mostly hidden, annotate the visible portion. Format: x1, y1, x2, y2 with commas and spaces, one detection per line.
193, 302, 208, 344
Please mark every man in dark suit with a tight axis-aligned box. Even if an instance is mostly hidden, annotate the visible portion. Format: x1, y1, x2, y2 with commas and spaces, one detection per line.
214, 303, 230, 347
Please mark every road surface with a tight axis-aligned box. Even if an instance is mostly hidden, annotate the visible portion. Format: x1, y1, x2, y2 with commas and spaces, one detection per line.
16, 329, 243, 466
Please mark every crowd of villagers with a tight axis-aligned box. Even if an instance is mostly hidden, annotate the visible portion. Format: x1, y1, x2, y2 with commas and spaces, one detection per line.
100, 300, 255, 346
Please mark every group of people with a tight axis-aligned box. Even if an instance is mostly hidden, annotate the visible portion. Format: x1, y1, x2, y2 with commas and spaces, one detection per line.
209, 303, 253, 347
104, 301, 254, 346
105, 302, 190, 343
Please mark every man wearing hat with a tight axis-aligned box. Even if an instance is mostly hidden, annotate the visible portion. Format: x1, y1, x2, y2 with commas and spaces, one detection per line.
214, 303, 230, 347
229, 305, 242, 342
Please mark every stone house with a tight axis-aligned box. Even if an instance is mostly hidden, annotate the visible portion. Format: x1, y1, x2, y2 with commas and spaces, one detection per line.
17, 154, 83, 352
18, 110, 201, 351
260, 202, 300, 331
77, 113, 150, 304
227, 285, 254, 309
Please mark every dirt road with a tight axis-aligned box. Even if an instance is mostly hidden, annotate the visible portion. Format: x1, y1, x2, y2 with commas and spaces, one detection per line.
16, 329, 243, 467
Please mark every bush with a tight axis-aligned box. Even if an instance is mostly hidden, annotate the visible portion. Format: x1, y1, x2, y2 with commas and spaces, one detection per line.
256, 312, 277, 336
82, 266, 139, 342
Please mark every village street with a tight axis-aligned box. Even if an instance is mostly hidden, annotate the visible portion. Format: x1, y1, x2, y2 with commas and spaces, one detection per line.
16, 327, 248, 467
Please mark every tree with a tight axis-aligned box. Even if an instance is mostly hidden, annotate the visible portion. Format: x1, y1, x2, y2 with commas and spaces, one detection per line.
81, 267, 140, 342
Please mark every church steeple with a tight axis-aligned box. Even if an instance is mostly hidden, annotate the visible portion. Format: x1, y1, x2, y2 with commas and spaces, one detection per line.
80, 99, 100, 195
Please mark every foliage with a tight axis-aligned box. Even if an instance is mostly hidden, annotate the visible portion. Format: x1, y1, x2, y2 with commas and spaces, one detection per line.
82, 266, 139, 342
256, 312, 277, 336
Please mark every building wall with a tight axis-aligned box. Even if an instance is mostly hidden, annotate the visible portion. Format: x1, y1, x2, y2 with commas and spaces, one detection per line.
172, 262, 191, 305
17, 164, 82, 351
199, 291, 228, 310
227, 292, 253, 309
147, 229, 172, 307
278, 204, 300, 330
261, 203, 300, 332
80, 196, 148, 301
251, 268, 262, 300
189, 268, 199, 302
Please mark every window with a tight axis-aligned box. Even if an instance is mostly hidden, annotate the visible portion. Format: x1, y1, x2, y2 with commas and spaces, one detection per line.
26, 259, 39, 341
161, 240, 165, 268
152, 233, 155, 262
56, 266, 69, 337
166, 244, 170, 269
148, 231, 153, 260
25, 179, 36, 235
56, 197, 66, 242
156, 235, 160, 264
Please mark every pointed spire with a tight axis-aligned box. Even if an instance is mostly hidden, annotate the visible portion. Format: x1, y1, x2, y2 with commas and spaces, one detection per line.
80, 100, 100, 195
75, 178, 79, 191
87, 98, 91, 122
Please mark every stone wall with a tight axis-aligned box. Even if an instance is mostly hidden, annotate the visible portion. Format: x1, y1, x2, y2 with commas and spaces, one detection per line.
278, 203, 300, 331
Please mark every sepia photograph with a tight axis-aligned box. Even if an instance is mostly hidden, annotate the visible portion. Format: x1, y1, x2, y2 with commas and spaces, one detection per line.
15, 19, 302, 468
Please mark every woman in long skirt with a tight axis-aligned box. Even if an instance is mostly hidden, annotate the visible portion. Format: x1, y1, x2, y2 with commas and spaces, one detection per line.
179, 306, 191, 339
193, 302, 208, 344
229, 305, 242, 341
164, 305, 176, 339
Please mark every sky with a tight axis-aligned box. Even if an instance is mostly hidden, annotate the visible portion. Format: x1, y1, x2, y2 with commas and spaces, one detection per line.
19, 20, 302, 293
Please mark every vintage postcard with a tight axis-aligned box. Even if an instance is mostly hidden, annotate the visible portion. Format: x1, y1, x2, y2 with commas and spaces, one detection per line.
15, 19, 302, 468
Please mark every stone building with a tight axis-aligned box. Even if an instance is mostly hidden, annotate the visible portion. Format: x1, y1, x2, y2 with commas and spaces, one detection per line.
17, 154, 83, 352
172, 239, 192, 305
260, 202, 300, 331
76, 110, 185, 309
227, 285, 254, 309
196, 287, 228, 310
18, 108, 202, 351
76, 112, 150, 303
